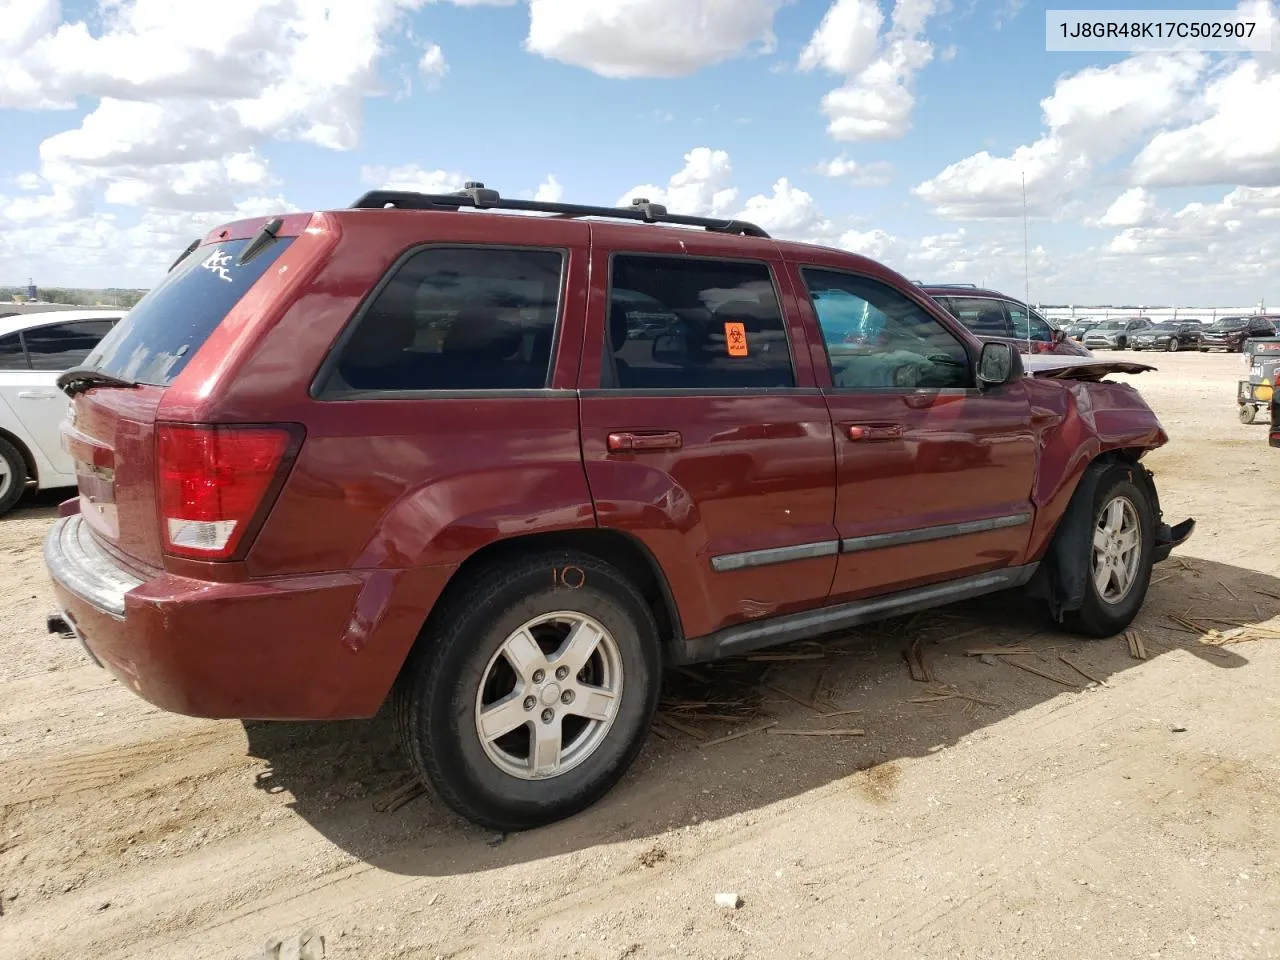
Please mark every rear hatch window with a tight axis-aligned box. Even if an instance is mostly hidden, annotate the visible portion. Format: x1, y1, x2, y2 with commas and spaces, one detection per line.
83, 236, 295, 386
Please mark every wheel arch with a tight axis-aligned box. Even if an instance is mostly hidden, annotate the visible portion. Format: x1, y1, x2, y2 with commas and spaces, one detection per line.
1025, 449, 1155, 619
404, 527, 684, 673
0, 426, 37, 485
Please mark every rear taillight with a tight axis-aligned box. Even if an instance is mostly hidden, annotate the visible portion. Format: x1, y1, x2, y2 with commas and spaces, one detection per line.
157, 423, 300, 560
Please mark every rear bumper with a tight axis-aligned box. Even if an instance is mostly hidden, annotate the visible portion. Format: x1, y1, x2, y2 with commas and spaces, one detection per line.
44, 515, 453, 720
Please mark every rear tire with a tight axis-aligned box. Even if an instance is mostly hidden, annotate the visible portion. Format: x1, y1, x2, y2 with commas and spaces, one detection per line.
1240, 404, 1258, 424
394, 551, 661, 831
0, 438, 28, 517
1062, 464, 1156, 638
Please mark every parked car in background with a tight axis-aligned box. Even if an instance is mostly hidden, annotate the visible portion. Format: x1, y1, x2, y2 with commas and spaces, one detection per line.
1060, 320, 1096, 342
1130, 321, 1203, 352
921, 285, 1091, 357
1200, 315, 1280, 352
1083, 317, 1152, 350
0, 309, 126, 515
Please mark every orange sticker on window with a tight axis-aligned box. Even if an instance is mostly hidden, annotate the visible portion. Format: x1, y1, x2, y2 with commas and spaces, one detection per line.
724, 321, 748, 357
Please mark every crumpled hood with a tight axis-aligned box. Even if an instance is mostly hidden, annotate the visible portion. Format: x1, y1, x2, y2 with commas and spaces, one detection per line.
1021, 353, 1156, 381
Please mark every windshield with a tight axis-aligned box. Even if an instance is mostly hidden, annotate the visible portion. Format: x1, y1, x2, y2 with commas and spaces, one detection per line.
1210, 317, 1247, 330
83, 236, 294, 386
1148, 323, 1178, 331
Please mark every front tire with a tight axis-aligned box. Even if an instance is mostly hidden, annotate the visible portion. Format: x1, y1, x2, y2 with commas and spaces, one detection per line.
1167, 338, 1180, 352
394, 551, 661, 831
0, 437, 28, 517
1240, 404, 1259, 424
1062, 464, 1156, 638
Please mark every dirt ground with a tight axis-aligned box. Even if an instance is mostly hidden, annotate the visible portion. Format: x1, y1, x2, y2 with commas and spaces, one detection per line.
2, 351, 1279, 960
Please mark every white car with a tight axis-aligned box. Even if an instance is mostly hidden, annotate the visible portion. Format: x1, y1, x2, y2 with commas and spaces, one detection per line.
0, 309, 127, 515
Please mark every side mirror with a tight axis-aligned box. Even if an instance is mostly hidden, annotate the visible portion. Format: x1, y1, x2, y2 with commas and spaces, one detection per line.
977, 341, 1019, 389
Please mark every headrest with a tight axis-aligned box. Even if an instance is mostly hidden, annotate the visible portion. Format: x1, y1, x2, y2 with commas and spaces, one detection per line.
442, 307, 523, 360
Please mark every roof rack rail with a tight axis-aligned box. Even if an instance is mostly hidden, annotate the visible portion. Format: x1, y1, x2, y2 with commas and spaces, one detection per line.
925, 282, 978, 288
349, 182, 771, 239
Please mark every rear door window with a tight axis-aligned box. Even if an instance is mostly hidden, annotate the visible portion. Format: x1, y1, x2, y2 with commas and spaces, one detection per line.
85, 237, 294, 386
945, 297, 1012, 338
603, 256, 794, 389
24, 319, 117, 370
321, 246, 565, 394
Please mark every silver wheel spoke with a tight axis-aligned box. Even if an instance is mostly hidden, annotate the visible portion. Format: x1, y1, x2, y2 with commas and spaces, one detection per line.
503, 628, 546, 679
1105, 499, 1125, 532
1094, 557, 1113, 595
530, 721, 562, 777
556, 620, 604, 674
1092, 526, 1110, 551
1117, 528, 1139, 553
475, 610, 624, 782
569, 686, 617, 723
478, 695, 529, 742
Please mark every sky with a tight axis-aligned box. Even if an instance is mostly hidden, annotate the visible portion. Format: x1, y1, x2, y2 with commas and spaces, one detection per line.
0, 0, 1277, 306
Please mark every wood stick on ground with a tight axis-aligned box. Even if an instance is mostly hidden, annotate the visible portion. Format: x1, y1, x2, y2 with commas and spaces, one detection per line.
1254, 588, 1280, 601
1219, 579, 1240, 601
964, 644, 1035, 657
769, 728, 866, 737
1059, 655, 1105, 686
810, 666, 830, 705
649, 724, 674, 741
699, 720, 779, 748
761, 681, 830, 714
745, 653, 826, 662
820, 708, 865, 718
1002, 657, 1080, 688
373, 779, 426, 813
905, 637, 934, 683
660, 715, 710, 740
1133, 632, 1147, 660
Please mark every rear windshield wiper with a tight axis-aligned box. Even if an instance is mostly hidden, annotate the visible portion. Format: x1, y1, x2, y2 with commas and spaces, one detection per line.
56, 367, 139, 398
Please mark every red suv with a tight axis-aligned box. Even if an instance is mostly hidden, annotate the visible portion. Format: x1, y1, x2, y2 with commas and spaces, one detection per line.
44, 185, 1193, 831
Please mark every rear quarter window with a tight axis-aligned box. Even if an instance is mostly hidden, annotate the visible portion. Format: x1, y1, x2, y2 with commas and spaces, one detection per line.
85, 236, 294, 386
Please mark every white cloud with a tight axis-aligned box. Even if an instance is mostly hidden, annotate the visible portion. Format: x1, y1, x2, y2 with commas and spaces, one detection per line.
913, 53, 1207, 218
814, 155, 894, 185
524, 0, 783, 78
1131, 60, 1280, 187
800, 0, 941, 141
419, 42, 448, 88
534, 175, 564, 202
361, 164, 467, 194
1095, 187, 1162, 228
617, 147, 740, 218
799, 0, 883, 75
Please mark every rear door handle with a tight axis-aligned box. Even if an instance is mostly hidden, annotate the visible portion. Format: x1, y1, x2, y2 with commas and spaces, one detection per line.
607, 431, 683, 453
847, 423, 904, 442
16, 390, 59, 400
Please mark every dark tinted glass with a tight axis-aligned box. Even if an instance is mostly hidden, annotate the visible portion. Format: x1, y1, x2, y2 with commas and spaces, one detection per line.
24, 319, 116, 370
325, 247, 563, 393
0, 333, 26, 370
86, 236, 294, 386
944, 297, 1013, 338
804, 269, 971, 389
604, 256, 793, 389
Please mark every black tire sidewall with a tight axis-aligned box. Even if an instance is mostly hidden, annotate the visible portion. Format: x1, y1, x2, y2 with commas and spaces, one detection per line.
0, 439, 27, 516
1075, 466, 1156, 632
408, 556, 660, 829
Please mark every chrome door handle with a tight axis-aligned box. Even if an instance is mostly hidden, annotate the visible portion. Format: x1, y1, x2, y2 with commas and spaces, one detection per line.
847, 423, 904, 442
607, 431, 683, 452
16, 390, 59, 400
